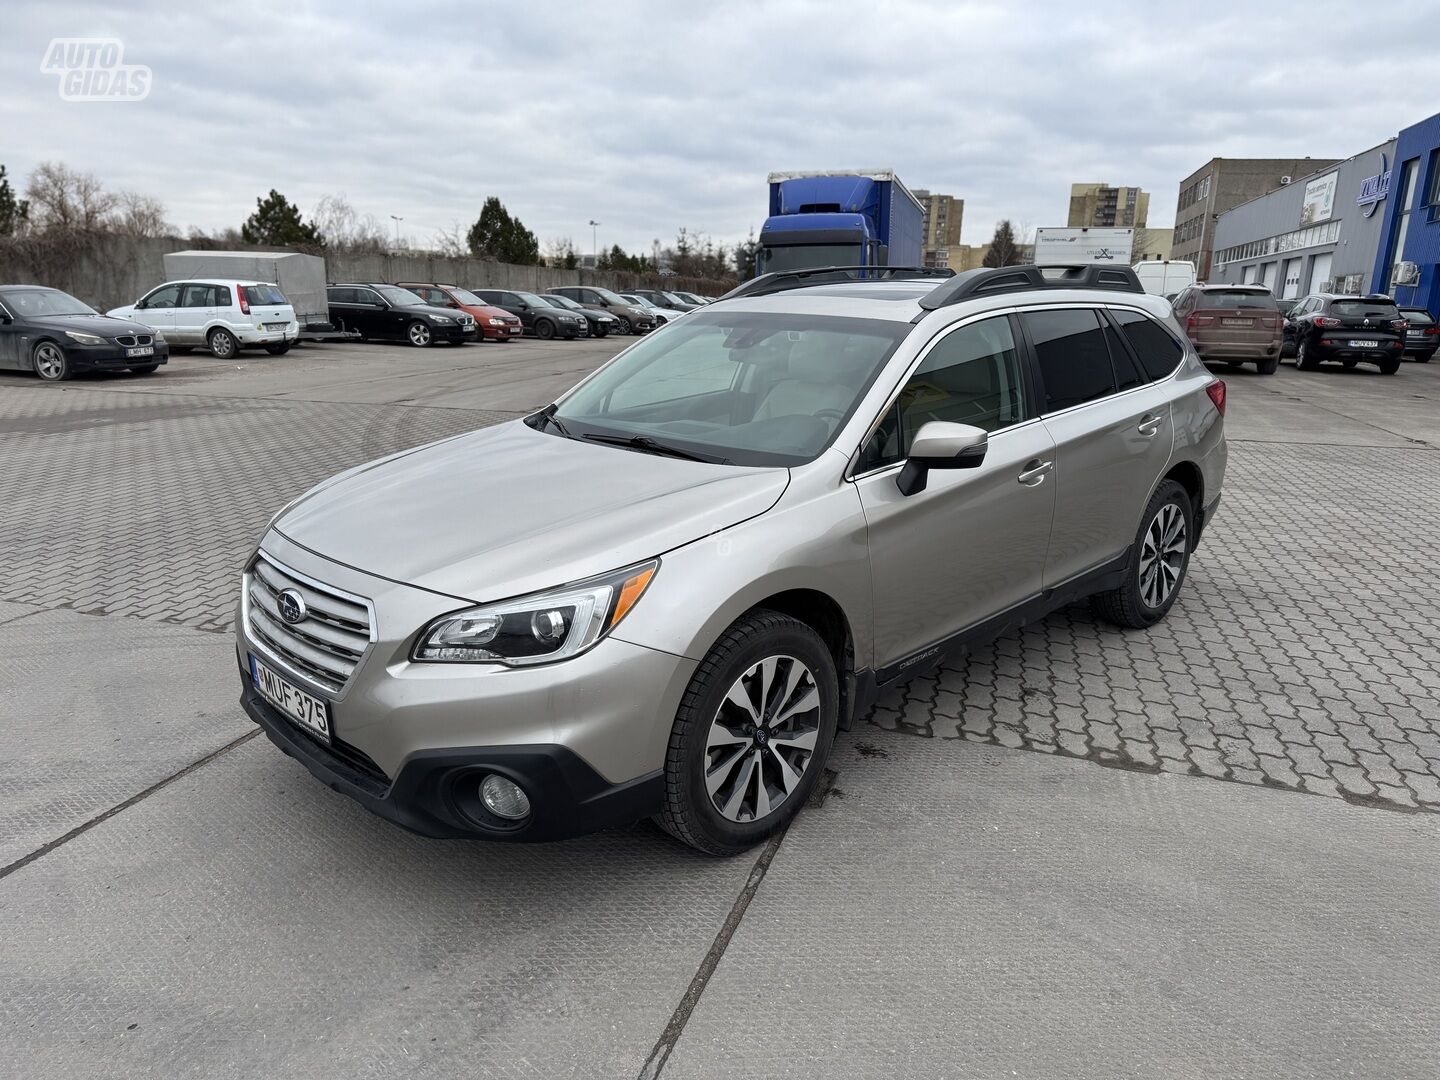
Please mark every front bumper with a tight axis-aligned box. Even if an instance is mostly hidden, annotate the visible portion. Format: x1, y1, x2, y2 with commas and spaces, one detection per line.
67, 340, 170, 371
240, 677, 663, 841
481, 322, 522, 341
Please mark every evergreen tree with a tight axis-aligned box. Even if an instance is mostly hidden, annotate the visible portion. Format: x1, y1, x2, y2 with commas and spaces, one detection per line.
0, 165, 28, 235
240, 190, 322, 246
982, 220, 1021, 267
466, 197, 540, 264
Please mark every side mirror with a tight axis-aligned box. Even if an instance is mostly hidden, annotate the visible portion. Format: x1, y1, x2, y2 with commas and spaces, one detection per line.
896, 421, 988, 496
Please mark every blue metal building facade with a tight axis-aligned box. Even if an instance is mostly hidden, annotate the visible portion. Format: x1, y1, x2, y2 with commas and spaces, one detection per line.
1373, 111, 1440, 315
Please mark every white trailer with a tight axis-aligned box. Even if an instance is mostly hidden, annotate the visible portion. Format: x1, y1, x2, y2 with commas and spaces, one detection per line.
161, 250, 332, 334
1032, 227, 1134, 265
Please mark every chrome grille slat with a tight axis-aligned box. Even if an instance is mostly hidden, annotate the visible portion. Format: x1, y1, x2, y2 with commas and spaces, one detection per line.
245, 555, 375, 694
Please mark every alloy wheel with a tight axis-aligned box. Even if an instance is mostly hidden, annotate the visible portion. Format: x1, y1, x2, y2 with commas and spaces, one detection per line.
34, 342, 67, 380
408, 322, 432, 347
704, 654, 820, 823
209, 329, 237, 359
1138, 503, 1187, 608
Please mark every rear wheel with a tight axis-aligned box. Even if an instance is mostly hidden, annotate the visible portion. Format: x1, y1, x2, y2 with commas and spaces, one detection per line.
1256, 356, 1279, 375
1419, 353, 1433, 364
1378, 356, 1401, 375
535, 318, 556, 341
656, 611, 838, 856
33, 341, 70, 382
1092, 480, 1193, 630
264, 342, 291, 356
207, 328, 238, 359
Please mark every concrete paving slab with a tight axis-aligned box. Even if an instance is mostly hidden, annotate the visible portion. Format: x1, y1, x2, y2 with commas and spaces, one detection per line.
663, 732, 1440, 1079
0, 608, 249, 867
0, 738, 755, 1080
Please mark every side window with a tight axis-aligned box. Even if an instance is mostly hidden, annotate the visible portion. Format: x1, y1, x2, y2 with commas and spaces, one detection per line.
1102, 315, 1146, 391
1022, 309, 1117, 412
179, 284, 210, 308
142, 284, 182, 309
327, 287, 355, 305
354, 288, 383, 306
1111, 309, 1186, 382
858, 316, 1025, 472
582, 289, 602, 304
213, 285, 231, 307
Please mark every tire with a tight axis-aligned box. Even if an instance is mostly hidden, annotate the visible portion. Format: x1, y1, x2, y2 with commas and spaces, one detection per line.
128, 364, 160, 375
593, 324, 609, 338
264, 342, 291, 356
618, 316, 634, 335
1256, 356, 1279, 375
534, 319, 556, 341
32, 341, 70, 382
207, 328, 239, 359
1092, 479, 1194, 630
1294, 337, 1318, 371
1342, 359, 1358, 369
406, 321, 432, 348
1378, 357, 1401, 375
1419, 353, 1433, 364
656, 610, 839, 856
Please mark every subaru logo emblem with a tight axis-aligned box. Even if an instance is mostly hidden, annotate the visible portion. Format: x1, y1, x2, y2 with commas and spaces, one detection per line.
276, 588, 307, 625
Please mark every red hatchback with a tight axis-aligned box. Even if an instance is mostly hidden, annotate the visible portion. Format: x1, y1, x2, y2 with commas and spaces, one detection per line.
396, 282, 523, 341
1171, 284, 1283, 374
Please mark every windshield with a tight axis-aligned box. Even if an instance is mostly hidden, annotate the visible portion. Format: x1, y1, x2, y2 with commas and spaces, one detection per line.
619, 295, 646, 306
662, 292, 691, 306
591, 287, 629, 305
514, 291, 549, 307
1196, 290, 1276, 310
544, 294, 583, 310
451, 288, 486, 306
377, 285, 426, 306
1331, 299, 1398, 318
1, 287, 97, 317
758, 243, 864, 274
548, 311, 910, 466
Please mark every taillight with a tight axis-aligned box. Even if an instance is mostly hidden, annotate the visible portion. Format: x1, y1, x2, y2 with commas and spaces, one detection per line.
1314, 316, 1341, 328
238, 284, 250, 315
1205, 380, 1226, 417
1391, 319, 1409, 332
1425, 326, 1440, 336
1187, 315, 1214, 328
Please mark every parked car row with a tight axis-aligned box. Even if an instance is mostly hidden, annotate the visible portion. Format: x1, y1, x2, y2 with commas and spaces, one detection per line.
1174, 282, 1437, 375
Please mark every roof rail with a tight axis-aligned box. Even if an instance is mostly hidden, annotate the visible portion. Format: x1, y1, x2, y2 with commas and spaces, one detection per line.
719, 265, 956, 301
917, 264, 1144, 310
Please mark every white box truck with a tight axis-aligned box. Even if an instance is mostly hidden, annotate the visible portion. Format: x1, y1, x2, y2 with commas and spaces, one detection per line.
1033, 227, 1134, 265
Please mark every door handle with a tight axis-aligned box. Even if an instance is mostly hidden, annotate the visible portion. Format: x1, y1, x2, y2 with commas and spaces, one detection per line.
1018, 459, 1053, 486
1137, 414, 1164, 436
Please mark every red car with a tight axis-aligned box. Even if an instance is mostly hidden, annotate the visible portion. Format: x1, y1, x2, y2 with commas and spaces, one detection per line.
396, 282, 523, 341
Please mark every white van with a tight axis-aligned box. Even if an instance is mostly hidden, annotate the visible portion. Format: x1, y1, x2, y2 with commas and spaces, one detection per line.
109, 279, 299, 358
1133, 260, 1197, 300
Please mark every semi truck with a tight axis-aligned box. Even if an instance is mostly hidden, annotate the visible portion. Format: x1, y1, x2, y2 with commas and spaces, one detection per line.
757, 170, 925, 276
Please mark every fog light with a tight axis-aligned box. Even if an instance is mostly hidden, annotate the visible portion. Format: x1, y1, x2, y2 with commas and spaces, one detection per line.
480, 774, 531, 820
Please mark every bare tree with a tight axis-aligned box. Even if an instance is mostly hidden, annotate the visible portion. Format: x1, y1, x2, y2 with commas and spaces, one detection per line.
112, 190, 171, 237
310, 193, 388, 252
431, 222, 468, 258
24, 162, 117, 232
545, 235, 579, 268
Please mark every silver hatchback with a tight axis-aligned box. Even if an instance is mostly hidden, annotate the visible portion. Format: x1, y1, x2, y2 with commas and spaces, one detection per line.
236, 264, 1227, 855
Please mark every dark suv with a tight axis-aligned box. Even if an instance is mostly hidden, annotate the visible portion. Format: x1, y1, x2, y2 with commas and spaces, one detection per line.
327, 284, 477, 347
1399, 306, 1438, 362
1283, 293, 1407, 374
472, 289, 587, 340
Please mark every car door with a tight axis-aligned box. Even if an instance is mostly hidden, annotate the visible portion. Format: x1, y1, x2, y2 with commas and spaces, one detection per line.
352, 287, 392, 338
175, 282, 216, 345
1021, 306, 1174, 589
853, 313, 1057, 672
133, 283, 181, 338
0, 296, 20, 368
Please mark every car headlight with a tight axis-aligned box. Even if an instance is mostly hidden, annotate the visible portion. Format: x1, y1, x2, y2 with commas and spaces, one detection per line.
152, 330, 166, 342
488, 317, 506, 326
414, 560, 658, 665
65, 330, 107, 345
431, 315, 454, 324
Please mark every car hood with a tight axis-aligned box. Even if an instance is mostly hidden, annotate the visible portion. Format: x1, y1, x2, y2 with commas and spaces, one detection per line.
397, 304, 471, 321
39, 312, 155, 336
464, 304, 519, 321
274, 420, 789, 601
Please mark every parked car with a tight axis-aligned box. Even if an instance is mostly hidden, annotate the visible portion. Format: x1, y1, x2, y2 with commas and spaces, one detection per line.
539, 293, 618, 337
1398, 306, 1438, 362
236, 264, 1225, 855
549, 286, 655, 334
1282, 293, 1407, 374
1171, 284, 1283, 374
109, 279, 299, 358
618, 293, 683, 325
326, 284, 477, 347
634, 288, 700, 313
671, 290, 713, 306
394, 282, 523, 342
472, 289, 587, 340
0, 284, 169, 381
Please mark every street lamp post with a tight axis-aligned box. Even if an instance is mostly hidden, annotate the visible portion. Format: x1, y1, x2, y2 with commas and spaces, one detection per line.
588, 219, 601, 265
390, 215, 403, 248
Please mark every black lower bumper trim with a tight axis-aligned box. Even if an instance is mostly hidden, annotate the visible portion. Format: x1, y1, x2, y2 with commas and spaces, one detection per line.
240, 680, 664, 842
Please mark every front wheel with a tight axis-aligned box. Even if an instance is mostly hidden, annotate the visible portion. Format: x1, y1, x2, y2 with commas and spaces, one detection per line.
406, 321, 432, 347
207, 328, 238, 359
264, 342, 292, 356
656, 611, 838, 856
534, 319, 556, 341
617, 316, 634, 335
1092, 479, 1193, 630
33, 341, 70, 382
1295, 337, 1318, 370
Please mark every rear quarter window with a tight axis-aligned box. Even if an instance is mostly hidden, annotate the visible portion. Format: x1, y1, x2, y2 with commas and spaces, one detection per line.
1111, 309, 1185, 381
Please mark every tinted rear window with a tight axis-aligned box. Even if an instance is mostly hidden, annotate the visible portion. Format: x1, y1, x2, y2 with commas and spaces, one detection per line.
1022, 309, 1116, 412
1112, 309, 1186, 381
1402, 310, 1434, 325
1330, 299, 1398, 317
244, 284, 286, 306
1195, 290, 1276, 310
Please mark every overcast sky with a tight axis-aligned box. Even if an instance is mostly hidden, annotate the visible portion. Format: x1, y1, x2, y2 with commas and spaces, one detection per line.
4, 1, 1437, 256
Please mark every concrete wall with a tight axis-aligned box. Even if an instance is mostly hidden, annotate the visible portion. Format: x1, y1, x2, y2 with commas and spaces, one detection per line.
0, 234, 731, 313
1209, 141, 1395, 296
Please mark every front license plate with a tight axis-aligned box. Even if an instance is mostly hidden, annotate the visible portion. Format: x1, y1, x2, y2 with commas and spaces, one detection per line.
125, 345, 154, 358
250, 654, 330, 742
1222, 318, 1252, 327
1349, 339, 1379, 348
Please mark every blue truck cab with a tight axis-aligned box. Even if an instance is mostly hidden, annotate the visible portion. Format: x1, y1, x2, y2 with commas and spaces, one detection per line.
758, 170, 926, 276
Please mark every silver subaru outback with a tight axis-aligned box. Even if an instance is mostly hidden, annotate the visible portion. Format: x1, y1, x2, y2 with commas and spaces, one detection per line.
236, 264, 1227, 855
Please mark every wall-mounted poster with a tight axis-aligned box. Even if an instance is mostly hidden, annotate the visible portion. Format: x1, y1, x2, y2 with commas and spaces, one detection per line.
1300, 172, 1338, 225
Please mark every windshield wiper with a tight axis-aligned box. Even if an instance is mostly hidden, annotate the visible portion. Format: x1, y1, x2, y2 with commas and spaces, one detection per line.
582, 432, 728, 464
534, 402, 573, 439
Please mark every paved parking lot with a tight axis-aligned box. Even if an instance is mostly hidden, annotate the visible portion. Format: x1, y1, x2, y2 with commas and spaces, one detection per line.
3, 337, 1439, 1078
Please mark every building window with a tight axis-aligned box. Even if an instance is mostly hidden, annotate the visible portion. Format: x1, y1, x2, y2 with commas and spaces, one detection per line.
1388, 158, 1419, 289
